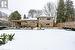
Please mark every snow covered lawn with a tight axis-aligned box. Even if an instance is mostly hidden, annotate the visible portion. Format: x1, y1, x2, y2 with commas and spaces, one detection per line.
0, 29, 75, 50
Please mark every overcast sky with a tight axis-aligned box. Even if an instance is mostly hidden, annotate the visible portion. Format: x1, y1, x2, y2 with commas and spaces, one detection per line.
0, 0, 75, 17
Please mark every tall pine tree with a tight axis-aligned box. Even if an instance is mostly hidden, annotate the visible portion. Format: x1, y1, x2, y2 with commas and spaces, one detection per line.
65, 0, 75, 21
57, 0, 66, 23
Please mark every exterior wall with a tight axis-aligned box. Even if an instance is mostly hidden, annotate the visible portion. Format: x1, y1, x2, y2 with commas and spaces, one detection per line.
11, 21, 21, 28
21, 21, 27, 27
11, 17, 54, 28
21, 20, 37, 28
38, 17, 54, 27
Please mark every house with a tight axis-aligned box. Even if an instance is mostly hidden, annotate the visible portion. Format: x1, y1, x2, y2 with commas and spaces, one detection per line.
11, 16, 55, 28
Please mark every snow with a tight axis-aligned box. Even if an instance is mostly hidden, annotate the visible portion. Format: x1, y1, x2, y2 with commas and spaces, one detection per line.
22, 18, 37, 20
0, 29, 75, 50
37, 16, 54, 18
0, 18, 8, 21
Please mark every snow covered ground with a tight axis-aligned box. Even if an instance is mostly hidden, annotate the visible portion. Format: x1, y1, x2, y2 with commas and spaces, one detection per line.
0, 29, 75, 50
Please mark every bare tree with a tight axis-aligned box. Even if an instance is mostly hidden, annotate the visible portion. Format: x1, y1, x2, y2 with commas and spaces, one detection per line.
28, 9, 43, 18
28, 9, 37, 18
43, 2, 56, 17
35, 10, 42, 17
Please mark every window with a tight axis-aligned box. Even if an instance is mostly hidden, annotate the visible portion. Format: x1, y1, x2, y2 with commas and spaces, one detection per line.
46, 23, 50, 25
47, 18, 51, 20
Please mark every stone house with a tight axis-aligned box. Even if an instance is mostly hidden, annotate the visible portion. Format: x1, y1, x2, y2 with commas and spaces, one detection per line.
11, 16, 55, 28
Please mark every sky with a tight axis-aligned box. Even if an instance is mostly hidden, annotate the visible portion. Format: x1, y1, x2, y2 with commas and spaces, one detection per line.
0, 0, 75, 17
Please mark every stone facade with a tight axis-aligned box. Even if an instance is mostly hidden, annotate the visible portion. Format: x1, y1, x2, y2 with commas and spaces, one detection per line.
37, 16, 54, 28
11, 19, 37, 28
21, 20, 37, 28
11, 16, 54, 28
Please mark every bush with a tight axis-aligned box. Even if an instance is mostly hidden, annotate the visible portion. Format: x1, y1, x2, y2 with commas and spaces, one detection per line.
8, 34, 15, 41
0, 33, 15, 46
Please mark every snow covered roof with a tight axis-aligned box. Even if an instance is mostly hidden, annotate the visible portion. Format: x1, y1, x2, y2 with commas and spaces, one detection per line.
12, 18, 37, 22
0, 18, 8, 21
37, 16, 54, 18
22, 18, 37, 20
0, 11, 7, 18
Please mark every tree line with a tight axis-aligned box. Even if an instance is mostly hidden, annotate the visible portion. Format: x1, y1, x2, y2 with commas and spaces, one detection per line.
9, 0, 75, 23
57, 0, 75, 23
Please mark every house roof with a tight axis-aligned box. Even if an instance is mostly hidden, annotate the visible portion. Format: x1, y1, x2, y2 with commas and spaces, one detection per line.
11, 18, 37, 22
23, 18, 37, 20
37, 16, 54, 18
